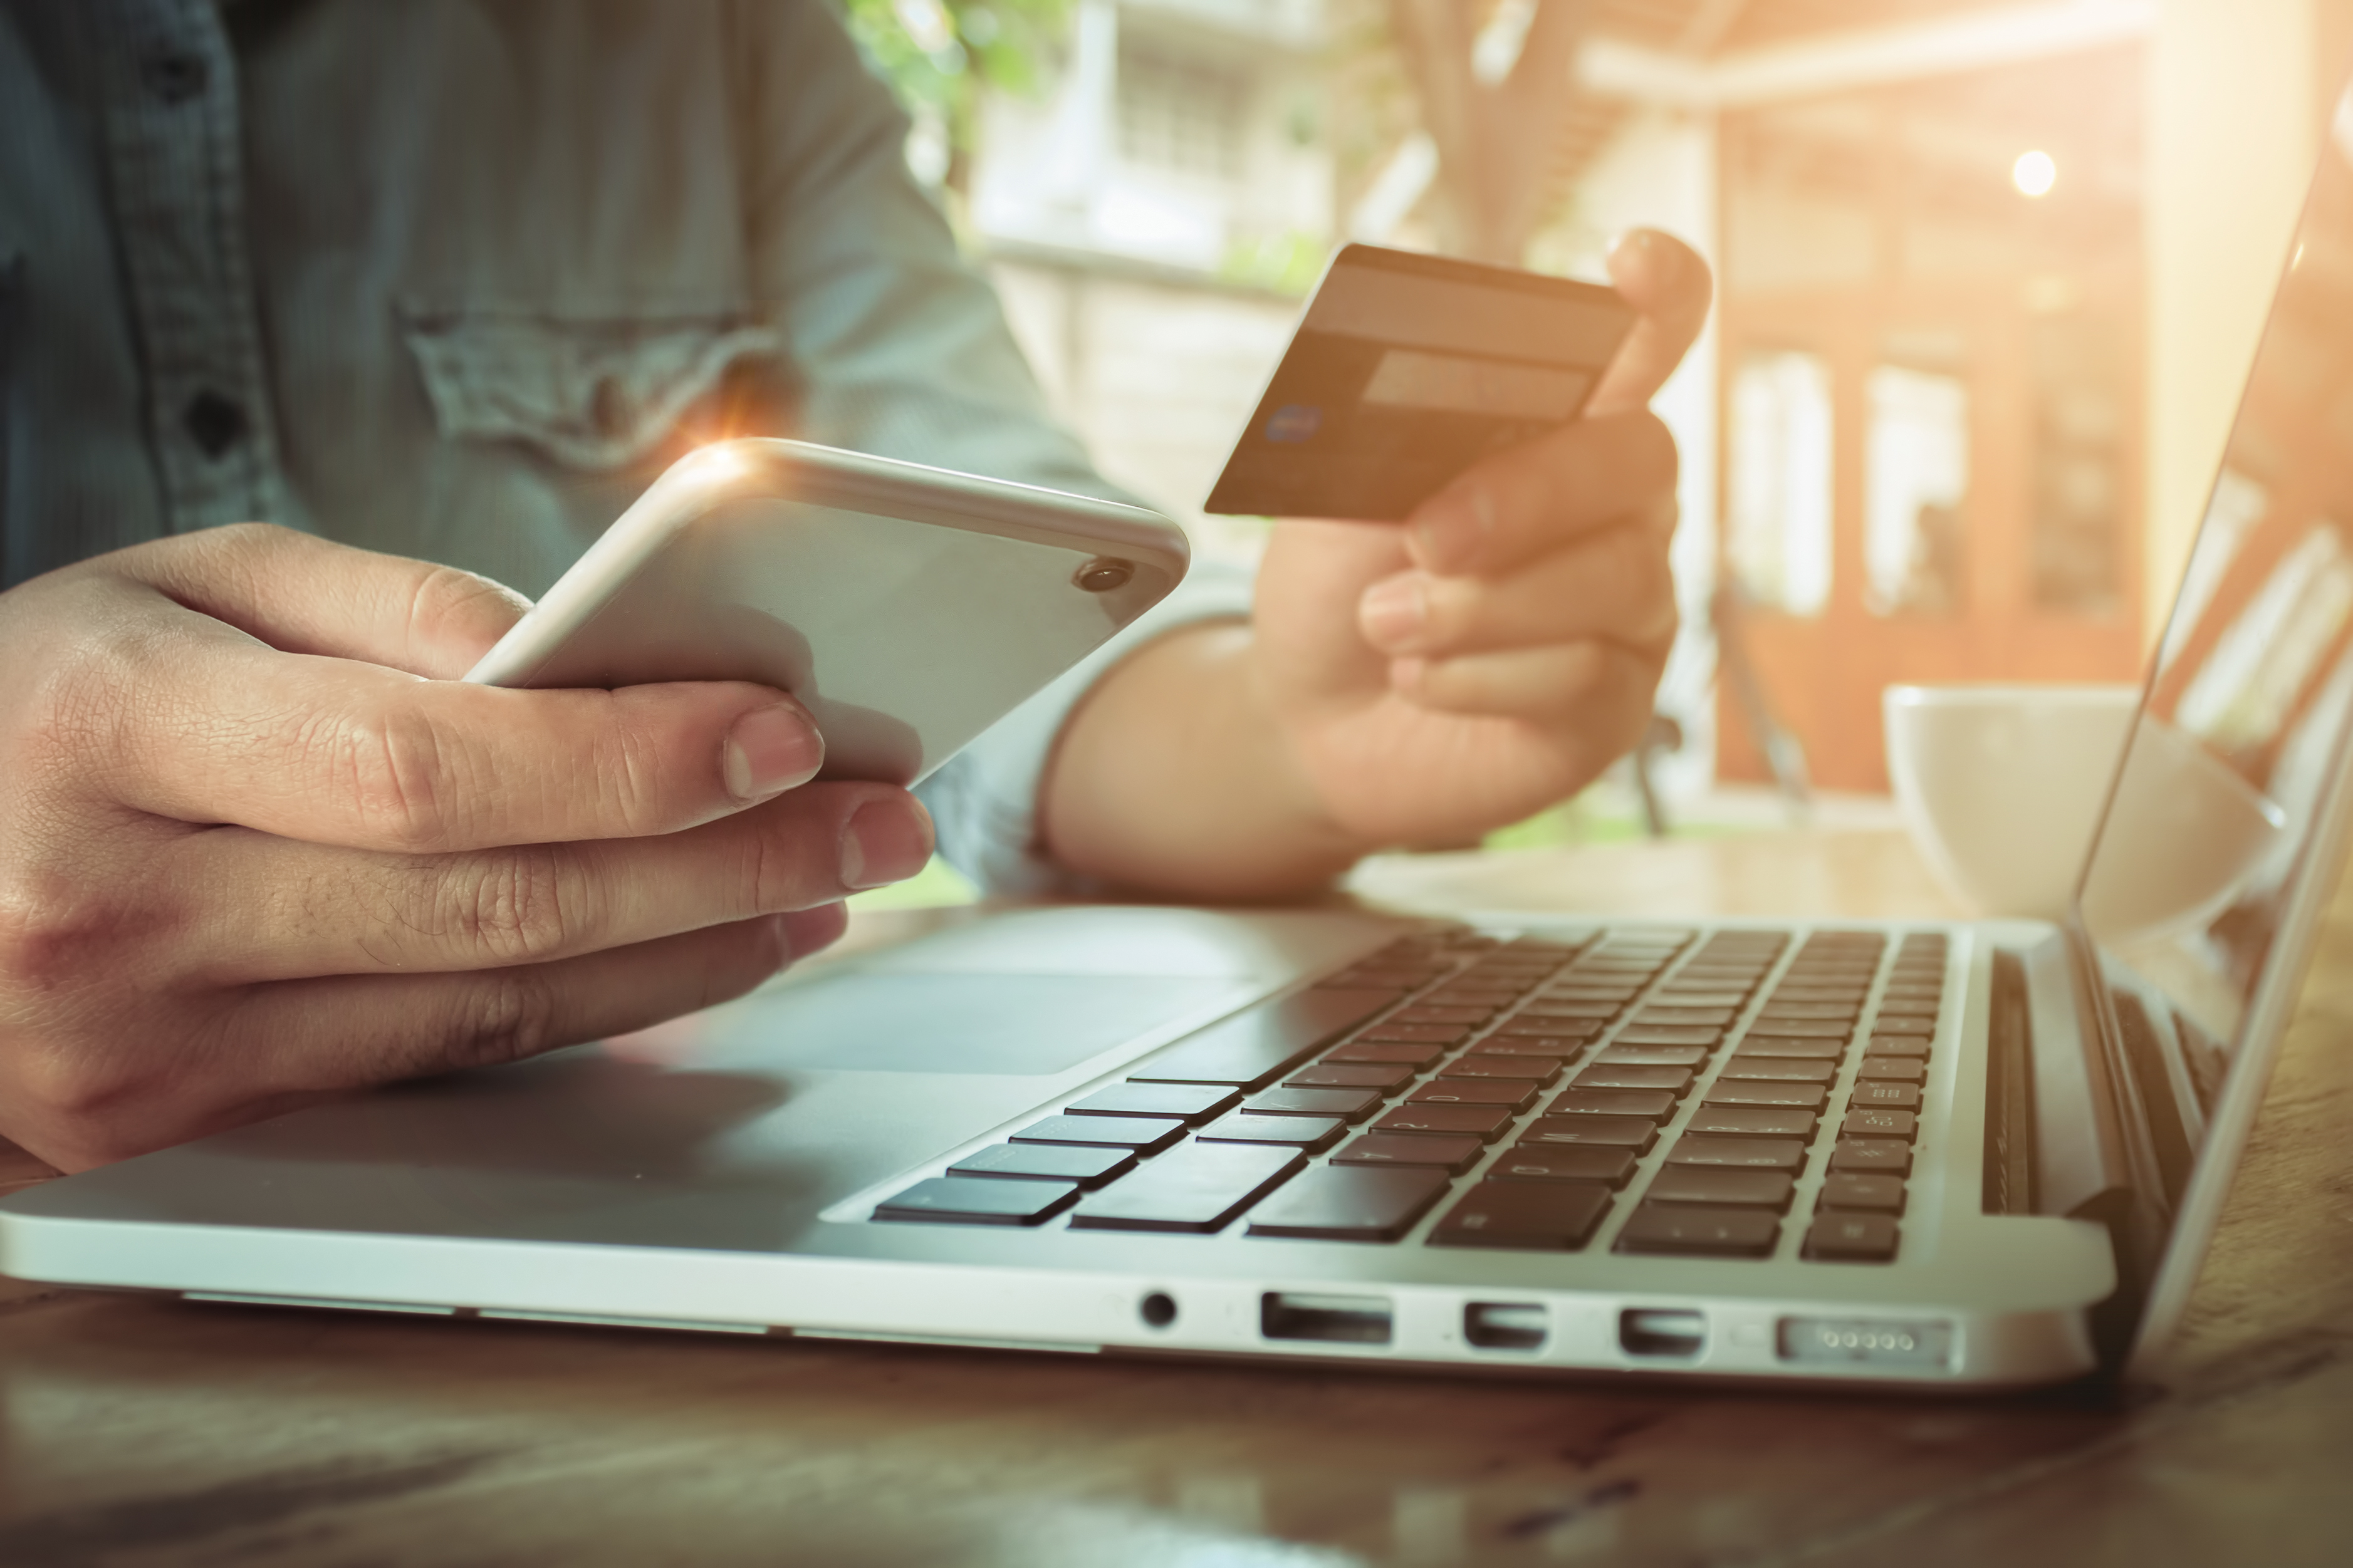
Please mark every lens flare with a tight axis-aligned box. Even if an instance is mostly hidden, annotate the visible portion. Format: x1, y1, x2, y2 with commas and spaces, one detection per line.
2013, 150, 2057, 199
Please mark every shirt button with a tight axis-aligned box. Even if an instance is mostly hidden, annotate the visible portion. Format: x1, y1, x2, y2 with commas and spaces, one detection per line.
183, 390, 249, 458
140, 48, 211, 105
590, 375, 631, 440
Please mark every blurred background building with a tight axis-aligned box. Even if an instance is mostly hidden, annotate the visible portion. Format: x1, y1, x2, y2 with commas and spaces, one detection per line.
842, 0, 2353, 870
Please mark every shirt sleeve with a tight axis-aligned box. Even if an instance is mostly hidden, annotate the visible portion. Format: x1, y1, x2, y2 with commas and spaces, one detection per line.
739, 4, 1257, 893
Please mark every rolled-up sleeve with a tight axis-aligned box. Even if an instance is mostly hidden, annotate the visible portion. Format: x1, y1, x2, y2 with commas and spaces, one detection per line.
739, 4, 1256, 893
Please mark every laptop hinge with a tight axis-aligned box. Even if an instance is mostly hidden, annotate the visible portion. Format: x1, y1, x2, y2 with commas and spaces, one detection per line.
2022, 927, 2169, 1367
2020, 930, 2137, 1224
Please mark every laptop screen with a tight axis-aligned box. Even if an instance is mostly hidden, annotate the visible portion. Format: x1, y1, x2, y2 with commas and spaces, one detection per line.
2077, 81, 2353, 1339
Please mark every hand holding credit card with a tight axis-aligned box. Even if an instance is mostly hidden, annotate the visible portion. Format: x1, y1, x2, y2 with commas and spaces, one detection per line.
1205, 244, 1636, 522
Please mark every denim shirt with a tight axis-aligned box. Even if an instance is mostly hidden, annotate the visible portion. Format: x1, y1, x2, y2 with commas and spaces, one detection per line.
0, 0, 1250, 893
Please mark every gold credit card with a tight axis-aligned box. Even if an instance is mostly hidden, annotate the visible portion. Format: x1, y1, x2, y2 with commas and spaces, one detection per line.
1204, 244, 1634, 522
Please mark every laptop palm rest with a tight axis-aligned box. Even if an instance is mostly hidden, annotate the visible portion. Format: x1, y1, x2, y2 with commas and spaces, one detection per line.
11, 910, 1398, 1257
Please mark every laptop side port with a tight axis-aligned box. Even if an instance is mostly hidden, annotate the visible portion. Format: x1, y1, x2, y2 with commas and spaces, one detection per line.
1261, 1292, 1394, 1345
1777, 1317, 1954, 1370
1464, 1302, 1548, 1351
1620, 1307, 1705, 1358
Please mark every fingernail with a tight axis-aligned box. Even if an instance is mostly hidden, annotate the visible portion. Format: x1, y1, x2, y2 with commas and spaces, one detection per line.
1359, 573, 1429, 650
724, 704, 825, 803
1409, 485, 1493, 573
840, 797, 935, 890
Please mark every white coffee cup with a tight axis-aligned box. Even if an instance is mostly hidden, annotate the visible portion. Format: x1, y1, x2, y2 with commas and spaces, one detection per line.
1882, 684, 2141, 921
1883, 683, 2288, 932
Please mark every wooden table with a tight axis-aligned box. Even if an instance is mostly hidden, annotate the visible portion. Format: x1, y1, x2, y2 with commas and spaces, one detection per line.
6, 828, 2352, 1566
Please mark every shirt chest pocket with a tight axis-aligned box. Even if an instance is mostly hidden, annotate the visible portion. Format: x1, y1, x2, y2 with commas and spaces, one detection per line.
398, 307, 788, 472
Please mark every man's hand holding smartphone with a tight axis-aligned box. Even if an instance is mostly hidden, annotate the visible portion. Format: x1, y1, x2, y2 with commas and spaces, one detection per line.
0, 526, 932, 1170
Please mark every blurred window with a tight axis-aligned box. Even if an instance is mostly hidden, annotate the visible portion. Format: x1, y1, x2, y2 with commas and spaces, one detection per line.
1117, 44, 1246, 181
1864, 364, 1969, 616
2030, 309, 2129, 615
1728, 349, 1834, 617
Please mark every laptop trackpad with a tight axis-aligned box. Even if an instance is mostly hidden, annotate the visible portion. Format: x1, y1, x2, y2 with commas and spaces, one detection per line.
713, 972, 1252, 1077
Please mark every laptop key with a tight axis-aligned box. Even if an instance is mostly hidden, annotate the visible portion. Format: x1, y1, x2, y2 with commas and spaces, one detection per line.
1859, 1059, 1928, 1083
1474, 1033, 1597, 1057
1492, 1145, 1639, 1185
1738, 1018, 1850, 1039
1572, 1064, 1693, 1094
1012, 1114, 1188, 1153
1644, 1166, 1795, 1210
1651, 990, 1750, 1009
1333, 1131, 1486, 1173
1717, 1057, 1836, 1083
1667, 1134, 1805, 1170
1684, 1104, 1816, 1138
1615, 1203, 1780, 1257
1519, 1113, 1659, 1151
1197, 1111, 1349, 1151
1243, 1086, 1384, 1120
1392, 1005, 1493, 1025
1359, 1023, 1473, 1046
1548, 1087, 1678, 1119
1633, 1006, 1737, 1027
1706, 1080, 1827, 1109
1285, 1061, 1417, 1091
1819, 1173, 1906, 1213
1246, 1165, 1451, 1241
1805, 1212, 1901, 1262
1497, 1017, 1605, 1037
1738, 1036, 1845, 1059
1611, 1025, 1723, 1047
1754, 1002, 1860, 1020
1071, 1083, 1239, 1123
1869, 1018, 1935, 1039
1510, 1002, 1613, 1022
1830, 1138, 1912, 1175
875, 1176, 1080, 1227
1843, 1108, 1919, 1140
1865, 1035, 1931, 1057
1850, 1081, 1923, 1109
1069, 1143, 1304, 1233
1409, 1079, 1538, 1110
1323, 1039, 1447, 1067
1129, 989, 1401, 1090
1417, 992, 1505, 1013
1440, 1055, 1563, 1084
1374, 1104, 1516, 1140
1429, 1181, 1613, 1250
948, 1143, 1136, 1187
1595, 1044, 1709, 1067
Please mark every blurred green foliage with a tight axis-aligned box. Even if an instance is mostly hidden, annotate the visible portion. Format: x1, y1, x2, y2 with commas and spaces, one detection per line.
1216, 229, 1332, 297
841, 0, 1071, 186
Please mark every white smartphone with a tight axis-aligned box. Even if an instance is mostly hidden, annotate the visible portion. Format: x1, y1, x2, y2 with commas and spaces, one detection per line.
464, 439, 1190, 785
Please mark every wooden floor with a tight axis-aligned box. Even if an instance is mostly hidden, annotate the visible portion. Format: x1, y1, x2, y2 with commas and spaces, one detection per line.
4, 831, 2350, 1567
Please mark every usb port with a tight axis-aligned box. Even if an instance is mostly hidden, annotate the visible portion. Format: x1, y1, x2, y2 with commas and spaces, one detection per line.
1465, 1302, 1548, 1351
1620, 1307, 1704, 1358
1261, 1292, 1393, 1344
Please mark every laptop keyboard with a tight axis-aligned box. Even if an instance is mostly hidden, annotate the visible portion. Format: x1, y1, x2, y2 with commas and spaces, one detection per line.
872, 924, 1949, 1263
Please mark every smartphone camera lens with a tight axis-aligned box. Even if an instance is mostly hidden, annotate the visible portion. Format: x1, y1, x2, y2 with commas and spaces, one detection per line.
1074, 558, 1135, 593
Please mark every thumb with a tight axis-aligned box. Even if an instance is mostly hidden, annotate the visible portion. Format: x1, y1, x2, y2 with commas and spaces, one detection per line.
1585, 228, 1714, 418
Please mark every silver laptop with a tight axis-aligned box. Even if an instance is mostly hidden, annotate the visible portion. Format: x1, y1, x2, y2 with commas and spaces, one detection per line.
13, 120, 2353, 1396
